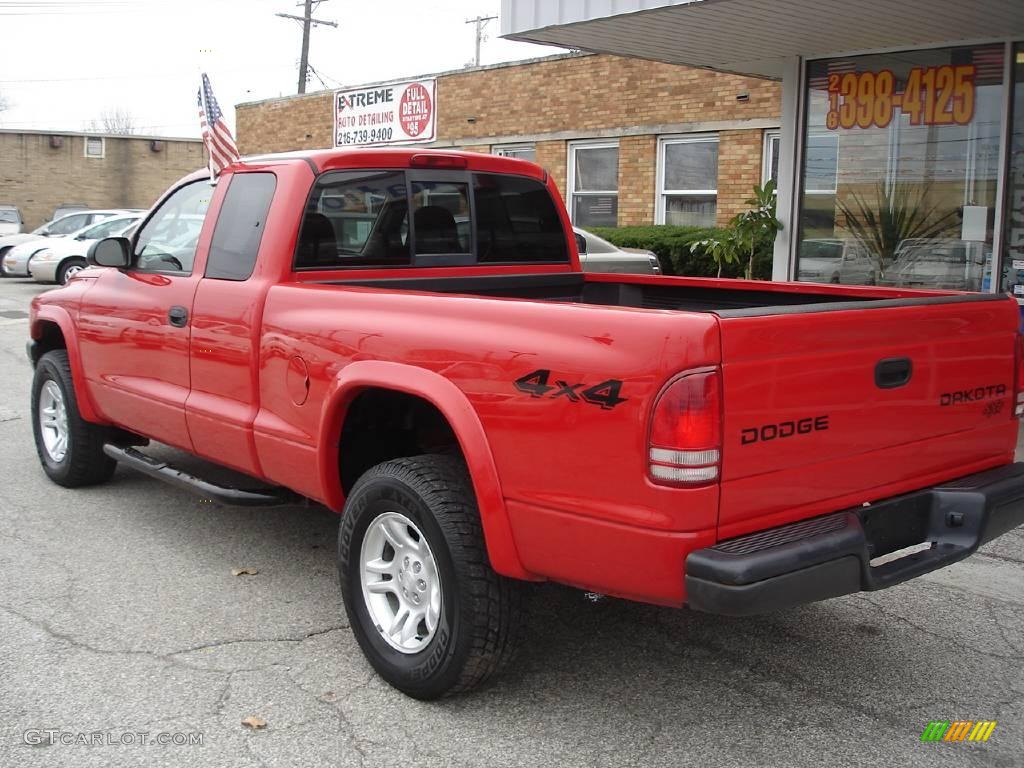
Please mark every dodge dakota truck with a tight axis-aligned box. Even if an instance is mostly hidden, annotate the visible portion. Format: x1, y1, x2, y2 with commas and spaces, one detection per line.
27, 148, 1024, 699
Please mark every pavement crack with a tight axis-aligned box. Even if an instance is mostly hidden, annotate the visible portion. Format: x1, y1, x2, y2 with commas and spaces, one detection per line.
168, 625, 347, 656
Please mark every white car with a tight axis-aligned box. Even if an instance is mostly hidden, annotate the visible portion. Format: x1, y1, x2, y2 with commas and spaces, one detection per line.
30, 215, 142, 284
1, 209, 136, 277
798, 238, 876, 284
0, 206, 23, 236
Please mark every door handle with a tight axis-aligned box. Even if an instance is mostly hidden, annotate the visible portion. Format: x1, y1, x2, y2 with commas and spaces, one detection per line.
875, 357, 912, 389
168, 305, 189, 328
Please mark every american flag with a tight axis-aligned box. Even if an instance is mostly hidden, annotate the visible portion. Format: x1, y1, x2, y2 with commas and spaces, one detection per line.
197, 73, 239, 178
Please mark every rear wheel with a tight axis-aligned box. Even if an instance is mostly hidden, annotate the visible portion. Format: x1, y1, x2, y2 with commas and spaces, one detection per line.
31, 350, 116, 487
57, 257, 87, 285
338, 454, 524, 699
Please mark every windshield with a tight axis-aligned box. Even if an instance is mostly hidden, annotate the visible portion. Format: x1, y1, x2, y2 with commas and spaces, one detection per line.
0, 210, 19, 224
78, 217, 138, 240
802, 240, 843, 259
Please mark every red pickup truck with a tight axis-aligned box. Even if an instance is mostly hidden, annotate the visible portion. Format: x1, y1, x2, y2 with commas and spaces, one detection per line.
28, 148, 1024, 699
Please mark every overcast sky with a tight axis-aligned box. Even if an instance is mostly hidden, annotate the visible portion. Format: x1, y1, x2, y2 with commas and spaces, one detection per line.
0, 0, 564, 137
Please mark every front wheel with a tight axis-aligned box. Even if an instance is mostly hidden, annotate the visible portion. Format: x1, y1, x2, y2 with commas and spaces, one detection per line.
57, 257, 88, 285
338, 455, 524, 699
31, 350, 116, 487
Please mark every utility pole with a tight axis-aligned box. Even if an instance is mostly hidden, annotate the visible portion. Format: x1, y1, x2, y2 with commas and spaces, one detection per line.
465, 14, 497, 68
276, 0, 337, 94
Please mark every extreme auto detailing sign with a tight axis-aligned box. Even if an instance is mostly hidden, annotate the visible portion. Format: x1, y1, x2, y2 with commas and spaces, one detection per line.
334, 79, 437, 147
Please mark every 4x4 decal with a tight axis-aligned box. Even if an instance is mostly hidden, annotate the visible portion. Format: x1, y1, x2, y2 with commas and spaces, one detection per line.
514, 369, 627, 410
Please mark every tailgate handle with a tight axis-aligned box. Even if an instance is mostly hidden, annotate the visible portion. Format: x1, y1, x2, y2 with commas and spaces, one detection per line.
875, 357, 912, 389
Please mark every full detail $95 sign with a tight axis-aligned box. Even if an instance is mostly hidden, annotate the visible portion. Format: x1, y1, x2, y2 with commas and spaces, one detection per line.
335, 79, 437, 148
826, 65, 976, 130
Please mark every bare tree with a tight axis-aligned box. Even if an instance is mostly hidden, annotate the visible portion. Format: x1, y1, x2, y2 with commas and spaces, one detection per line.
0, 91, 9, 113
87, 108, 138, 135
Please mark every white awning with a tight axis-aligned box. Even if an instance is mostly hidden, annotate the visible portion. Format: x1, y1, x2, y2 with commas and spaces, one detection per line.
501, 0, 1024, 78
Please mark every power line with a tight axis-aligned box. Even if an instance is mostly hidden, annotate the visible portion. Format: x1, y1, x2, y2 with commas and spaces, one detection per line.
275, 0, 336, 94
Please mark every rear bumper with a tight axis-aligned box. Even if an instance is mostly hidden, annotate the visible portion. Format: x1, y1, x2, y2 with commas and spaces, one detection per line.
685, 462, 1024, 616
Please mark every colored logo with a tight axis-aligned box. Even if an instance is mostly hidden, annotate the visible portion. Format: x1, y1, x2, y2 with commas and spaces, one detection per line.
921, 721, 997, 742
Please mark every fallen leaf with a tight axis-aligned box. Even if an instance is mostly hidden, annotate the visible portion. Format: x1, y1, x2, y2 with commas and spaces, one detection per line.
241, 716, 267, 730
232, 567, 259, 576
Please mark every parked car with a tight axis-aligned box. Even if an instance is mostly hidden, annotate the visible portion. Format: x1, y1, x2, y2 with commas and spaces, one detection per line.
798, 238, 876, 284
878, 238, 987, 291
0, 205, 23, 236
28, 149, 1024, 700
2, 210, 136, 277
574, 227, 661, 274
30, 215, 142, 284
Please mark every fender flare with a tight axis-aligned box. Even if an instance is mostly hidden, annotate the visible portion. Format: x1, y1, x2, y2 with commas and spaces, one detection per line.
31, 306, 107, 425
318, 360, 536, 581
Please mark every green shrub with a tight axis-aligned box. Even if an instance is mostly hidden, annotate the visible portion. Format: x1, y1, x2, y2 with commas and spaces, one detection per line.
589, 225, 773, 279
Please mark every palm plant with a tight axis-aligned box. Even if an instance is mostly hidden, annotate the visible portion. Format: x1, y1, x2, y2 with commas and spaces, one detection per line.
691, 181, 781, 279
836, 183, 960, 278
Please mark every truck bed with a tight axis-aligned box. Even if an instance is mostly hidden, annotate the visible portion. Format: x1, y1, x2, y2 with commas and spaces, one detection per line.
331, 271, 999, 316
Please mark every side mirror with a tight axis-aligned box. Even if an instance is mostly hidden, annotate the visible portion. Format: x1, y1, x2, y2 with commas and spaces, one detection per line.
574, 233, 588, 255
88, 237, 131, 268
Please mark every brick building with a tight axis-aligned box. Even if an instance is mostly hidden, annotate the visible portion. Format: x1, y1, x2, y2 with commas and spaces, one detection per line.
0, 130, 206, 230
236, 52, 781, 229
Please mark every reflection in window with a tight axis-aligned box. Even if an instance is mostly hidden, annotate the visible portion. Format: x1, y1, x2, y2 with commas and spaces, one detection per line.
797, 45, 1004, 291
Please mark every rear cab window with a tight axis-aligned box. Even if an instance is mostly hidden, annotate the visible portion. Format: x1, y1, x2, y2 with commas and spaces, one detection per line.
294, 168, 567, 270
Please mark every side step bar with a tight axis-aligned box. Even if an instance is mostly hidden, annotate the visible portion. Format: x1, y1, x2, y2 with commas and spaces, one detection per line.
103, 445, 295, 507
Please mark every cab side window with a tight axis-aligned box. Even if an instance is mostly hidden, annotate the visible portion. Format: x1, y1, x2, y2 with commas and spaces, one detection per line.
134, 181, 211, 274
205, 173, 276, 281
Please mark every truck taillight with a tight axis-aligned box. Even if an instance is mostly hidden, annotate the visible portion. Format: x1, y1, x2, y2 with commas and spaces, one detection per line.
1016, 334, 1024, 418
649, 369, 721, 485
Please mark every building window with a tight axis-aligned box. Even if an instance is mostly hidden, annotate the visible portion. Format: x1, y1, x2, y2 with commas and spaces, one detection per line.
84, 136, 105, 159
494, 144, 536, 162
763, 130, 780, 185
568, 141, 618, 227
658, 135, 718, 228
797, 44, 1005, 291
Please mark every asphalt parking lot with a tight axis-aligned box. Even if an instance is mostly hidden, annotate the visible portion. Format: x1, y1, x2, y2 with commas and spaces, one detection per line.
0, 277, 1022, 768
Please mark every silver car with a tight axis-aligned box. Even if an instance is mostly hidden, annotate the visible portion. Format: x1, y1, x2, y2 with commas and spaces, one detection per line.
879, 238, 988, 291
573, 227, 661, 275
1, 209, 136, 277
30, 215, 141, 284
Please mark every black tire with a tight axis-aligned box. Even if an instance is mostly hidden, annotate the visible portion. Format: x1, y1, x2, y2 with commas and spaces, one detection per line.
338, 454, 524, 699
31, 350, 116, 487
56, 257, 87, 285
0, 247, 11, 277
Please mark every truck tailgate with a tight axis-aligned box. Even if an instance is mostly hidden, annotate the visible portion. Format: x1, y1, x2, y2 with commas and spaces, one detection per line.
717, 295, 1020, 538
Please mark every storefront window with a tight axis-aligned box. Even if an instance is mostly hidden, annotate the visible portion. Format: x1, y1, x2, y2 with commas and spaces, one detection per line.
659, 135, 719, 227
797, 44, 1005, 290
569, 141, 618, 227
1004, 45, 1024, 298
